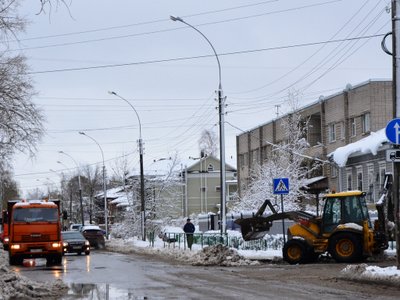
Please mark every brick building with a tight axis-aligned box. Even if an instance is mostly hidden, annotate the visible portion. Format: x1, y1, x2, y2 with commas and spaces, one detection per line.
236, 79, 393, 201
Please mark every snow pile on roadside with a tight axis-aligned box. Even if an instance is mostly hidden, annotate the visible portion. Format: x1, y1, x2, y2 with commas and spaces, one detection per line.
106, 237, 258, 266
190, 244, 257, 266
341, 263, 400, 285
0, 251, 68, 299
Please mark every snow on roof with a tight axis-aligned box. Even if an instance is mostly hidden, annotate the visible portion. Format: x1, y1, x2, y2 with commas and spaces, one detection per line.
303, 176, 326, 186
96, 186, 125, 198
110, 194, 129, 207
329, 128, 387, 167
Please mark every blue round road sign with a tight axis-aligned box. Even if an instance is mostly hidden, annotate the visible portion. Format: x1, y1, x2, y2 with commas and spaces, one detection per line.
385, 118, 400, 145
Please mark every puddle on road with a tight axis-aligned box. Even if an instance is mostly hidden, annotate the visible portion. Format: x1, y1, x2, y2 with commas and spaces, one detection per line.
62, 283, 148, 300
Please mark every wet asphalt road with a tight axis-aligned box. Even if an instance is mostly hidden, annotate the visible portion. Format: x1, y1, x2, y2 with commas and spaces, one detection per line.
11, 250, 400, 299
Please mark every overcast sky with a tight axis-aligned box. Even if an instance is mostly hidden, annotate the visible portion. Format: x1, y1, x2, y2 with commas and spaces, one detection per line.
11, 0, 391, 196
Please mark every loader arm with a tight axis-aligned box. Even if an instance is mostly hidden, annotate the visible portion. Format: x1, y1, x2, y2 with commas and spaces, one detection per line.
235, 200, 316, 241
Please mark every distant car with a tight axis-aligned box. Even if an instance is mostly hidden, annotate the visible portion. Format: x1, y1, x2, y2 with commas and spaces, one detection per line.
81, 225, 105, 249
62, 231, 90, 255
69, 223, 83, 231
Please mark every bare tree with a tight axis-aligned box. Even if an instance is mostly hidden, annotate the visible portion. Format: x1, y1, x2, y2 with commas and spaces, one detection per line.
232, 91, 322, 213
198, 129, 218, 157
110, 153, 131, 188
0, 1, 44, 162
82, 164, 102, 224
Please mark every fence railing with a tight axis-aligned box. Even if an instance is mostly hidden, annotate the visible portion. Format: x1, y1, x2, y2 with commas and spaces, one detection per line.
148, 231, 284, 251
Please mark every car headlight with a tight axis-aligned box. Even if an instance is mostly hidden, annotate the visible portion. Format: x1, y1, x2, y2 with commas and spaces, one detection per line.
63, 242, 68, 247
4, 237, 9, 243
85, 241, 90, 246
11, 244, 20, 250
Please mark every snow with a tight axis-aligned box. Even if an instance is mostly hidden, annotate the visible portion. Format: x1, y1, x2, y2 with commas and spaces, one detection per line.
0, 250, 68, 299
337, 223, 363, 231
341, 264, 400, 284
329, 128, 387, 167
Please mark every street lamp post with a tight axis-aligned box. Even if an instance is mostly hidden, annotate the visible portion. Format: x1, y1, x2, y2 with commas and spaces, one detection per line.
170, 16, 227, 234
59, 151, 85, 227
108, 91, 146, 241
79, 131, 108, 238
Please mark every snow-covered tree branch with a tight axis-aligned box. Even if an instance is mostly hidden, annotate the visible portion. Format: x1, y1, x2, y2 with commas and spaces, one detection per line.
231, 90, 322, 212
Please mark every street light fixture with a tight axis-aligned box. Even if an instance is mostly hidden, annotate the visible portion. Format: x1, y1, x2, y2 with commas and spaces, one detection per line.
108, 91, 146, 241
170, 16, 227, 234
59, 151, 85, 227
79, 131, 108, 238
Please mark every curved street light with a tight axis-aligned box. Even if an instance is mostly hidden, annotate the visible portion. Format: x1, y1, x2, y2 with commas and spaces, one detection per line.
170, 16, 227, 234
59, 151, 85, 226
79, 131, 108, 238
108, 91, 146, 241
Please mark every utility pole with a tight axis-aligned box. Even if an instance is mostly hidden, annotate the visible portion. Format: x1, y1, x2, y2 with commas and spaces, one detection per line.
389, 0, 400, 269
381, 0, 400, 269
394, 0, 400, 270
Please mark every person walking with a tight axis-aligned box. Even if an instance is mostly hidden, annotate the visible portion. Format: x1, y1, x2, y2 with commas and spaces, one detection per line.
183, 218, 195, 250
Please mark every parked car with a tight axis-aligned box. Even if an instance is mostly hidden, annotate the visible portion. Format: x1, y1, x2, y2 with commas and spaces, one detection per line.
80, 225, 105, 249
62, 231, 90, 255
69, 223, 83, 231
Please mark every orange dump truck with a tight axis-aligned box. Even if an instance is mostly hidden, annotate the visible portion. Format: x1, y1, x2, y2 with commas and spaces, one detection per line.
7, 199, 63, 266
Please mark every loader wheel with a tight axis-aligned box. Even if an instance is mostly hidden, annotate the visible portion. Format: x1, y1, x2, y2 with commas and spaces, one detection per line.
329, 232, 362, 263
283, 239, 307, 264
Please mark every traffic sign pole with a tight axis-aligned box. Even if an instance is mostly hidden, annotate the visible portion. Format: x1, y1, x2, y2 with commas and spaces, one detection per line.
281, 194, 286, 244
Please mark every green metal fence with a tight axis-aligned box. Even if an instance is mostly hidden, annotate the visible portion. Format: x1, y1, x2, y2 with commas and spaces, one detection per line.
148, 231, 284, 251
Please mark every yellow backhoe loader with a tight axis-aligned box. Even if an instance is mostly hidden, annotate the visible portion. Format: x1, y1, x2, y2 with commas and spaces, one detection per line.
235, 175, 394, 264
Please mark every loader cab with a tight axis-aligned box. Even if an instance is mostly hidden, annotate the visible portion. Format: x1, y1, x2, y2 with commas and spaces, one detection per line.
322, 191, 370, 233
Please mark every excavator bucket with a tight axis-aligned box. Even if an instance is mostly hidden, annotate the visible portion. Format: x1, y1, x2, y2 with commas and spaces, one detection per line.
235, 217, 272, 241
234, 199, 278, 241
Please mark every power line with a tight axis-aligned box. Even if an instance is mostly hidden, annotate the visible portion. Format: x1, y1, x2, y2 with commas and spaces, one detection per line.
14, 1, 338, 52
17, 0, 279, 42
27, 33, 386, 75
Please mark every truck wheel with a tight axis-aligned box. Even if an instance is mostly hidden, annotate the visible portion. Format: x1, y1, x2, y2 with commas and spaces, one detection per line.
9, 255, 23, 266
329, 232, 362, 263
54, 254, 62, 265
46, 254, 62, 266
283, 239, 307, 264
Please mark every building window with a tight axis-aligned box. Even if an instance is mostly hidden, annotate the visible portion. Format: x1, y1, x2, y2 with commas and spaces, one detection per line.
367, 165, 374, 203
361, 113, 370, 133
331, 165, 338, 178
215, 186, 221, 192
207, 164, 214, 172
350, 118, 356, 136
357, 168, 363, 191
339, 122, 345, 140
347, 172, 352, 191
328, 123, 336, 142
200, 187, 207, 192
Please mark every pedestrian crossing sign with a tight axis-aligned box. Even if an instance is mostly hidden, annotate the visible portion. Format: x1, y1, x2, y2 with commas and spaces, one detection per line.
273, 178, 289, 194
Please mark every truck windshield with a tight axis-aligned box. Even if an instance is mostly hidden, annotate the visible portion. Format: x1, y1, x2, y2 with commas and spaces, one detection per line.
13, 208, 58, 222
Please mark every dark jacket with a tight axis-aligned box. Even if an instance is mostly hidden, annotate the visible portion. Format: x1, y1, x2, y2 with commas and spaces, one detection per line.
183, 222, 195, 234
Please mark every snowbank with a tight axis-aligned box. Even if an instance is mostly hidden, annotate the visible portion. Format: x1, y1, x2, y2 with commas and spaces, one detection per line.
341, 264, 400, 286
0, 250, 68, 299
